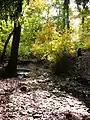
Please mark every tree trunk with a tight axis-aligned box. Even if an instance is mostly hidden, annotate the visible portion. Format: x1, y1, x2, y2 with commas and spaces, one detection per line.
4, 22, 21, 77
0, 30, 14, 64
82, 3, 85, 28
63, 0, 70, 29
63, 1, 66, 29
66, 0, 70, 29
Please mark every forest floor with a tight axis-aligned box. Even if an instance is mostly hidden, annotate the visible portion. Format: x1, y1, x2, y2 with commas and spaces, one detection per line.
0, 51, 90, 120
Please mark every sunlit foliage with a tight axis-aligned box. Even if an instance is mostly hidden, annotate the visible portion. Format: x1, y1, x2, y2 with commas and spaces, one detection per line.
0, 0, 90, 61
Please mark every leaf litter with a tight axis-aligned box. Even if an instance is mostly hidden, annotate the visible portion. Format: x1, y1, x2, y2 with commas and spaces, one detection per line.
0, 61, 90, 120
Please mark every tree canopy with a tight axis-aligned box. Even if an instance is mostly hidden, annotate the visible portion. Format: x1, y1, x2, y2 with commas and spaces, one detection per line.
75, 0, 90, 9
0, 0, 23, 22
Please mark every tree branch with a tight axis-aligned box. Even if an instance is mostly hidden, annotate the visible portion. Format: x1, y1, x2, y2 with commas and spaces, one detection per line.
0, 30, 14, 63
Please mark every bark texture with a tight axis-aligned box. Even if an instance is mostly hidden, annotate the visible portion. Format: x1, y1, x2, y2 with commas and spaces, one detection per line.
4, 22, 21, 77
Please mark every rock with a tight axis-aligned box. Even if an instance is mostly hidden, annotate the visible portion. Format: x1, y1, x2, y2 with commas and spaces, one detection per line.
19, 111, 28, 115
33, 113, 42, 119
0, 89, 5, 95
20, 86, 27, 92
0, 106, 3, 113
65, 112, 72, 120
27, 108, 34, 113
8, 113, 16, 118
87, 108, 90, 113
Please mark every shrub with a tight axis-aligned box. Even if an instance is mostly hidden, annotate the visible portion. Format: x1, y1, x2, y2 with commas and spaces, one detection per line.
52, 52, 76, 75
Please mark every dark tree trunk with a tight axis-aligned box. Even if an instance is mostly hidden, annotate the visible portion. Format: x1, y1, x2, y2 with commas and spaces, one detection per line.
77, 48, 82, 56
0, 30, 14, 64
63, 1, 65, 29
63, 0, 70, 29
4, 22, 21, 77
82, 3, 85, 28
66, 0, 70, 29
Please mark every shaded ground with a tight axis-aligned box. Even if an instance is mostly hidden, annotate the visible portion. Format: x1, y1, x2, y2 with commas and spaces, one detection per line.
0, 51, 90, 120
